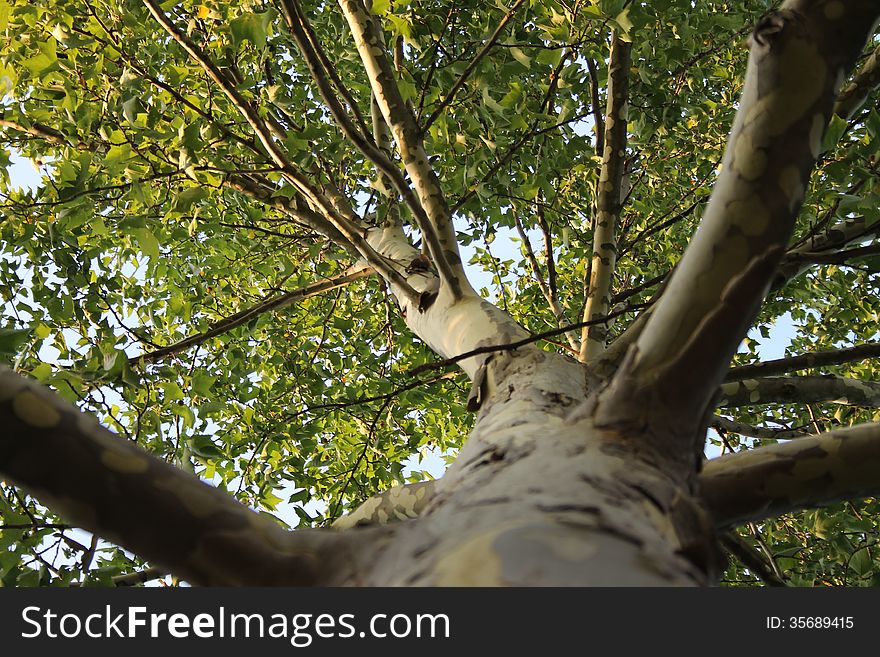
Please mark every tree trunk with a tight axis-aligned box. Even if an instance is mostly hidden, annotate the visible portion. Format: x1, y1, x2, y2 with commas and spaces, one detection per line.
359, 350, 719, 586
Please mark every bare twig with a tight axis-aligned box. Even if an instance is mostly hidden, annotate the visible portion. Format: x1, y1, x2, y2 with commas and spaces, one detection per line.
725, 342, 880, 382
422, 0, 528, 131
132, 269, 374, 367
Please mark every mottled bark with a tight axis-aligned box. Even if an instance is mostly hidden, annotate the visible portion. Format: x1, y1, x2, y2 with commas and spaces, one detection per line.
834, 43, 880, 120
333, 481, 435, 529
726, 341, 880, 381
702, 423, 880, 527
0, 366, 385, 585
2, 0, 879, 589
580, 33, 631, 361
597, 0, 880, 445
361, 351, 720, 585
717, 375, 880, 408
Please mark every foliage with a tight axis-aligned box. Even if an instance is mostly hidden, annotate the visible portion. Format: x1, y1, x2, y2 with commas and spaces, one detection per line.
0, 0, 878, 585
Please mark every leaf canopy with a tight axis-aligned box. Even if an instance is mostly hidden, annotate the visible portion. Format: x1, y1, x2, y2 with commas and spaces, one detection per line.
0, 0, 878, 586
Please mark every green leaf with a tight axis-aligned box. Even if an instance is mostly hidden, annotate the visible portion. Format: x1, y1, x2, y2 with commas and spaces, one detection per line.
509, 47, 531, 68
172, 187, 208, 212
133, 227, 160, 259
30, 362, 52, 382
229, 11, 274, 49
823, 113, 848, 152
0, 328, 31, 361
192, 372, 216, 397
161, 381, 185, 401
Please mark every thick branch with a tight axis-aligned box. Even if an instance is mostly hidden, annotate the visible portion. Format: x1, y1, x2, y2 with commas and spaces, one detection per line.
725, 341, 880, 381
834, 43, 880, 121
133, 269, 373, 367
700, 422, 880, 528
332, 480, 435, 529
781, 241, 880, 266
717, 375, 880, 408
598, 3, 880, 435
0, 366, 373, 585
580, 33, 631, 361
142, 0, 415, 299
772, 214, 879, 289
338, 0, 466, 298
409, 303, 638, 375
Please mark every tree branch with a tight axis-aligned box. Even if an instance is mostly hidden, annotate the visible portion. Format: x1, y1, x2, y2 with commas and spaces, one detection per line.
514, 213, 579, 351
108, 567, 167, 587
725, 342, 880, 381
282, 0, 458, 292
780, 241, 880, 266
338, 0, 466, 298
597, 3, 880, 436
711, 415, 811, 441
586, 58, 605, 158
421, 0, 528, 132
332, 480, 435, 529
834, 43, 880, 121
0, 366, 376, 585
280, 0, 373, 139
719, 531, 787, 586
580, 33, 631, 362
701, 422, 880, 528
0, 116, 66, 144
409, 303, 640, 375
772, 214, 879, 290
132, 269, 373, 367
141, 0, 297, 180
717, 375, 880, 408
141, 0, 417, 300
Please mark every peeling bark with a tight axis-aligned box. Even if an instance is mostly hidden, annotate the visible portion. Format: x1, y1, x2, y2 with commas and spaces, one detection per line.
717, 375, 880, 408
3, 0, 880, 589
362, 351, 721, 585
333, 481, 435, 529
701, 422, 880, 528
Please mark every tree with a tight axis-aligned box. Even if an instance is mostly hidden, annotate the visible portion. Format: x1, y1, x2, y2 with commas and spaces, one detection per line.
0, 0, 879, 587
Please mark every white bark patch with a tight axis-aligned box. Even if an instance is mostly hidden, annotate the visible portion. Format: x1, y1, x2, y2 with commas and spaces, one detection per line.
809, 113, 826, 159
13, 390, 61, 428
100, 450, 150, 474
778, 165, 805, 211
733, 134, 767, 180
432, 528, 504, 585
824, 1, 844, 19
367, 225, 528, 379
